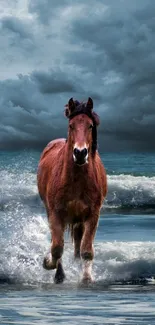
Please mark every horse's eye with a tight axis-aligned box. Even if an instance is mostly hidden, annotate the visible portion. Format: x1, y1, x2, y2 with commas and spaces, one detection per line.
89, 124, 93, 129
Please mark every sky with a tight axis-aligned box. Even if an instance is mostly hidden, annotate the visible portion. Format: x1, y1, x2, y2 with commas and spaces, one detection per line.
0, 0, 155, 152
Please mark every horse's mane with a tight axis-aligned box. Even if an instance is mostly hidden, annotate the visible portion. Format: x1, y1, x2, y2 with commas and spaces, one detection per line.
64, 100, 100, 155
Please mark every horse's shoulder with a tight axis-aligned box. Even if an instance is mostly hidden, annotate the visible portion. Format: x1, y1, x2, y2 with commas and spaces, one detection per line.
46, 138, 66, 148
40, 138, 66, 160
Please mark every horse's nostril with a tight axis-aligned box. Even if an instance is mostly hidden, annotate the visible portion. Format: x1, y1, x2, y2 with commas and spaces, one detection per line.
82, 148, 88, 157
73, 148, 79, 156
73, 148, 88, 159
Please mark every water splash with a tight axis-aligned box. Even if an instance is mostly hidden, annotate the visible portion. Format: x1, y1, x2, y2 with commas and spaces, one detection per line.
1, 211, 155, 286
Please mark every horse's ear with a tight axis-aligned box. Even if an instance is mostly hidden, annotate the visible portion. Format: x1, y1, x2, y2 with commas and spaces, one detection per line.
86, 97, 93, 111
68, 98, 75, 114
64, 98, 76, 118
64, 105, 70, 118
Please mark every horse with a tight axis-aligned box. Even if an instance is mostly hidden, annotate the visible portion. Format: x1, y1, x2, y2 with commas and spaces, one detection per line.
37, 97, 107, 283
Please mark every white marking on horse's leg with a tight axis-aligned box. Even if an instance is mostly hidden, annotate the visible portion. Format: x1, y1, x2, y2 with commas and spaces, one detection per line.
82, 260, 93, 282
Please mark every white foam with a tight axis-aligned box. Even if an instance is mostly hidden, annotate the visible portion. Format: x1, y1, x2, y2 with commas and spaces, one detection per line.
104, 174, 155, 210
1, 213, 155, 285
1, 169, 155, 284
1, 168, 155, 212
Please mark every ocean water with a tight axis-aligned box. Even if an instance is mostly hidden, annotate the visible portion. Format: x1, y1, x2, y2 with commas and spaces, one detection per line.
0, 150, 155, 324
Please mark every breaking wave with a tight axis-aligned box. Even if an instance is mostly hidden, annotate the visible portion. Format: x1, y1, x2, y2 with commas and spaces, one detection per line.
0, 166, 155, 286
1, 211, 155, 286
0, 169, 155, 214
104, 174, 155, 213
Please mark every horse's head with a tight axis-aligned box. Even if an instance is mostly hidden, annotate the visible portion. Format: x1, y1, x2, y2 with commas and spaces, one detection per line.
65, 97, 100, 166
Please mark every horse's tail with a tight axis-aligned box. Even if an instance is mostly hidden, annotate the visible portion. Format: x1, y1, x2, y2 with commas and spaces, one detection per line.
67, 223, 84, 243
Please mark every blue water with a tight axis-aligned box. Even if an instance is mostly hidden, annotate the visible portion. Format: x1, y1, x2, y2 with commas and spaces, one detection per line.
0, 150, 155, 324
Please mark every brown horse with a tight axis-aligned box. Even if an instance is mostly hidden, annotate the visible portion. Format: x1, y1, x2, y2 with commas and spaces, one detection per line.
37, 97, 107, 283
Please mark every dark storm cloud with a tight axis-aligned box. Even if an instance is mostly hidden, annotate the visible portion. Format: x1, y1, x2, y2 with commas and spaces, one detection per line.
32, 70, 76, 94
67, 0, 155, 150
0, 0, 155, 151
28, 0, 69, 24
1, 16, 31, 39
0, 74, 70, 149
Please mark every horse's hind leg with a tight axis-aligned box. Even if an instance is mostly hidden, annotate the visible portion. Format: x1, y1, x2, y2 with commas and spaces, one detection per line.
73, 223, 84, 259
43, 213, 65, 283
80, 213, 99, 283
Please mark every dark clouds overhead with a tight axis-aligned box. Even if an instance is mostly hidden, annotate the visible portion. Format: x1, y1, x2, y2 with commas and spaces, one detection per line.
0, 0, 155, 151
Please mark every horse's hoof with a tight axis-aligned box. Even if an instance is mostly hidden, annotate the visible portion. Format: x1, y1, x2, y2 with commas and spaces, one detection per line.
54, 262, 65, 284
81, 275, 93, 285
43, 256, 56, 270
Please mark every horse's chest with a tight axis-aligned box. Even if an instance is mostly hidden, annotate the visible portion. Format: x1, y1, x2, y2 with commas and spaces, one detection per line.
66, 199, 89, 222
56, 176, 96, 221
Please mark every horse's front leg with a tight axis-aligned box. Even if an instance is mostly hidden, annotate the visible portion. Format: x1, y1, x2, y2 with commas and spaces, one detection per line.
80, 212, 99, 283
73, 223, 84, 259
43, 213, 65, 283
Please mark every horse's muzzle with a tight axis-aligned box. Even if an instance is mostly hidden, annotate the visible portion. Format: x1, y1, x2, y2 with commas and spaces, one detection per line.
73, 148, 88, 165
